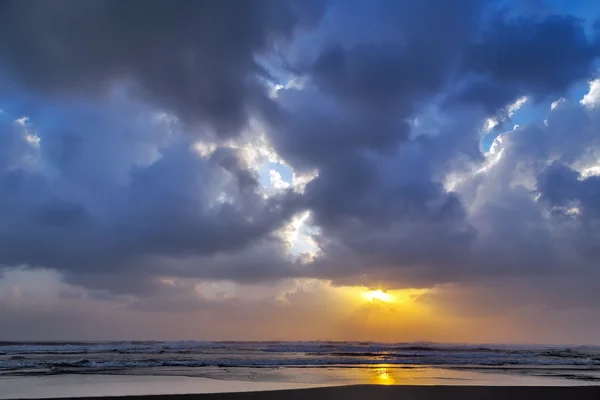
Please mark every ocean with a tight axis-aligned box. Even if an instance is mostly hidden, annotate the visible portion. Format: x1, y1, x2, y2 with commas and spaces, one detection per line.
2, 341, 600, 386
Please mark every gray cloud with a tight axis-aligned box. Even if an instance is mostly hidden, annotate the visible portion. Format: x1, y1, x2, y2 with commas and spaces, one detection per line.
1, 0, 600, 322
538, 162, 600, 217
0, 99, 301, 293
0, 0, 324, 137
455, 14, 600, 112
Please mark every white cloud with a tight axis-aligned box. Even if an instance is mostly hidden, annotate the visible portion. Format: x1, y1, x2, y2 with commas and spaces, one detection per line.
192, 141, 217, 158
1, 114, 43, 172
292, 170, 318, 194
484, 117, 498, 131
580, 78, 600, 108
270, 76, 308, 98
483, 96, 528, 132
229, 121, 287, 170
551, 97, 565, 110
24, 134, 41, 148
278, 210, 321, 261
580, 165, 600, 178
269, 169, 291, 190
14, 116, 29, 126
507, 96, 528, 116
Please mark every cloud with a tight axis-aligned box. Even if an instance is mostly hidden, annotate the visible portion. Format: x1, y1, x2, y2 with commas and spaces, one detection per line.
276, 7, 600, 300
428, 93, 600, 316
0, 0, 324, 137
0, 95, 302, 294
269, 169, 291, 190
581, 78, 600, 108
455, 14, 600, 111
2, 0, 600, 341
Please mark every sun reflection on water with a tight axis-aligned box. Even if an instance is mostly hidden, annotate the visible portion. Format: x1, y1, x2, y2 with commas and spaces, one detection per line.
372, 366, 396, 385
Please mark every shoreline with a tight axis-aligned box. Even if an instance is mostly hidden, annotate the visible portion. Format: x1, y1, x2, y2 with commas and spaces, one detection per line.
6, 385, 600, 400
2, 366, 599, 399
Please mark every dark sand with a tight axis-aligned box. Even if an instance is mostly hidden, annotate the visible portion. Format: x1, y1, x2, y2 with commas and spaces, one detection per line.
16, 385, 600, 400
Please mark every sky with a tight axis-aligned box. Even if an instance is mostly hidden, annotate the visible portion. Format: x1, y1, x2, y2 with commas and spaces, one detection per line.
1, 0, 600, 344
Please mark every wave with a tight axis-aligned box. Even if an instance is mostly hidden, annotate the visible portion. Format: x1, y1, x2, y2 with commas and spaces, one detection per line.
2, 341, 600, 377
2, 355, 600, 375
0, 341, 222, 355
3, 340, 597, 355
2, 357, 600, 373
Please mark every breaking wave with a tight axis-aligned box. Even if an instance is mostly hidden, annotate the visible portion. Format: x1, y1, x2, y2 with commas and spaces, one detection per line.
2, 341, 600, 376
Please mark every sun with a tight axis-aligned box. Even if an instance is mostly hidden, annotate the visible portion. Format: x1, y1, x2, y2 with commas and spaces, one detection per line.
362, 289, 393, 303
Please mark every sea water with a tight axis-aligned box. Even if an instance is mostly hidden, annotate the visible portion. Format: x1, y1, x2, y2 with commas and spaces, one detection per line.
1, 341, 600, 398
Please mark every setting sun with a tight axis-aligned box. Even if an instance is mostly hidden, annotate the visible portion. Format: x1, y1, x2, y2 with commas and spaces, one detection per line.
362, 289, 393, 303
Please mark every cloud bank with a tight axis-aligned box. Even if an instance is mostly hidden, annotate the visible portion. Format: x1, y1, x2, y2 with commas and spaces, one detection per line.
1, 0, 600, 342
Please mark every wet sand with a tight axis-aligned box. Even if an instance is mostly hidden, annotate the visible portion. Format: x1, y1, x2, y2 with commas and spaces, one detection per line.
0, 375, 327, 400
9, 385, 600, 400
3, 369, 599, 399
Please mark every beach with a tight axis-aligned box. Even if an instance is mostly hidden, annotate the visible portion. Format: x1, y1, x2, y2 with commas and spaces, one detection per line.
3, 341, 600, 398
4, 385, 600, 400
1, 369, 599, 399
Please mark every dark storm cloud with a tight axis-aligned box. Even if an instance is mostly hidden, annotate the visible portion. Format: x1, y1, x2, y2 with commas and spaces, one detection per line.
0, 104, 300, 289
466, 15, 599, 93
264, 0, 600, 294
537, 161, 600, 216
449, 80, 525, 115
455, 14, 600, 111
2, 0, 600, 319
267, 0, 492, 167
537, 162, 584, 206
310, 1, 485, 108
295, 149, 476, 288
35, 200, 91, 228
262, 0, 489, 285
211, 148, 261, 191
0, 0, 324, 137
303, 151, 465, 228
312, 43, 446, 109
119, 145, 298, 261
269, 96, 410, 170
0, 0, 323, 295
